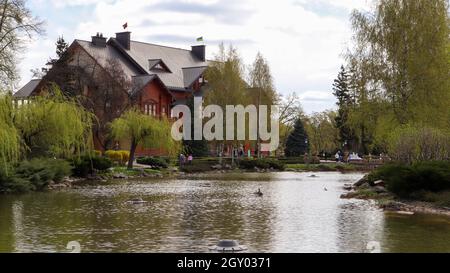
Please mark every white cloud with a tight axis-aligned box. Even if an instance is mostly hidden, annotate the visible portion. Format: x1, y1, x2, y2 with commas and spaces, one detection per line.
18, 0, 371, 113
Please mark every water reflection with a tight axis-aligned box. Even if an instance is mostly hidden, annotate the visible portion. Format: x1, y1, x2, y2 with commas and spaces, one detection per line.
0, 172, 449, 253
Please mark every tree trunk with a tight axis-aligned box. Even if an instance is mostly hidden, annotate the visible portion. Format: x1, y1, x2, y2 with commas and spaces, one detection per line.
128, 139, 137, 170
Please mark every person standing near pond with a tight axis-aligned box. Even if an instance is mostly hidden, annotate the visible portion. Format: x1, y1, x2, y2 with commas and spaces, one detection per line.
179, 154, 186, 167
188, 154, 193, 165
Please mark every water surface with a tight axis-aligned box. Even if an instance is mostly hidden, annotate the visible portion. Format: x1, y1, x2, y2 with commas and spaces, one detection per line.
0, 172, 449, 253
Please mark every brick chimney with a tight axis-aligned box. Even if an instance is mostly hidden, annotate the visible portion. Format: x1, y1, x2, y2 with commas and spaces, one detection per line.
191, 45, 206, 62
116, 31, 131, 50
92, 33, 106, 47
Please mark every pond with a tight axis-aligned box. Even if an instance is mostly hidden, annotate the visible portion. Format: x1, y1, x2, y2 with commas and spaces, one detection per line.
0, 172, 449, 253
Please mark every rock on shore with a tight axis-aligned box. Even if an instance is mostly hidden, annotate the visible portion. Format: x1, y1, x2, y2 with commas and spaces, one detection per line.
342, 175, 450, 217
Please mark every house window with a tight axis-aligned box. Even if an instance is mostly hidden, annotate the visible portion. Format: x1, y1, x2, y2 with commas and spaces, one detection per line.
144, 102, 158, 116
162, 106, 166, 116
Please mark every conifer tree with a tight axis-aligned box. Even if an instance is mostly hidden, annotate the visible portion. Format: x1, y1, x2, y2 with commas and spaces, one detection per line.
285, 118, 309, 157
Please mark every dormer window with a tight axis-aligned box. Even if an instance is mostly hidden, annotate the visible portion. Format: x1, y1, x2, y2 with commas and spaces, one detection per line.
153, 63, 164, 70
149, 59, 171, 73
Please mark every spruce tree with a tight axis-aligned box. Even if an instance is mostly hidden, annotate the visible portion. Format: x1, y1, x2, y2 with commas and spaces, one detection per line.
285, 118, 309, 157
332, 65, 355, 150
56, 36, 69, 59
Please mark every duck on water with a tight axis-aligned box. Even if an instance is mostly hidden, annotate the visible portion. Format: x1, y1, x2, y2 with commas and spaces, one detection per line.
254, 189, 263, 197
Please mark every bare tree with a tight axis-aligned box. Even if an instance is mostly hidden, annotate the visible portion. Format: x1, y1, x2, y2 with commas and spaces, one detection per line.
278, 93, 305, 127
0, 0, 44, 90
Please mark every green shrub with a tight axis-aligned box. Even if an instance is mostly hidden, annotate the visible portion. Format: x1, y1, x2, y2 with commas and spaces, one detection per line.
136, 157, 168, 169
72, 156, 112, 177
15, 158, 72, 190
371, 161, 450, 198
0, 170, 34, 194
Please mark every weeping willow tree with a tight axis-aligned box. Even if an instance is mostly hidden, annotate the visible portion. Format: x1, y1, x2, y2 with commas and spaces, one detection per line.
0, 94, 20, 174
14, 85, 94, 159
110, 108, 179, 169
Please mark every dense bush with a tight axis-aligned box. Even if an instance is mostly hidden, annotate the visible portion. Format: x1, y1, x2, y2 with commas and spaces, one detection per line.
0, 158, 72, 193
15, 158, 72, 190
72, 156, 113, 177
370, 161, 450, 198
136, 157, 168, 169
0, 170, 33, 194
239, 159, 285, 171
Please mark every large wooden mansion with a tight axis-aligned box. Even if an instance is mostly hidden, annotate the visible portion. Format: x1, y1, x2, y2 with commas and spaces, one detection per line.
14, 32, 209, 155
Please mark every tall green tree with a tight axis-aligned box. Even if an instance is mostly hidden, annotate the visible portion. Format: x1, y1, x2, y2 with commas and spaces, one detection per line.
204, 43, 248, 154
0, 0, 44, 89
55, 36, 68, 59
346, 0, 450, 155
332, 65, 355, 150
285, 118, 309, 157
348, 0, 450, 126
248, 52, 277, 157
31, 36, 70, 79
305, 111, 340, 156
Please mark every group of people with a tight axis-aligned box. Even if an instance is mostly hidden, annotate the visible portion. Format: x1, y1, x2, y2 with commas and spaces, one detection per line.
335, 151, 364, 163
179, 154, 193, 166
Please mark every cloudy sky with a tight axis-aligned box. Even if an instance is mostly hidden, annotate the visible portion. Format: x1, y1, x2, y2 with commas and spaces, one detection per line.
20, 0, 370, 113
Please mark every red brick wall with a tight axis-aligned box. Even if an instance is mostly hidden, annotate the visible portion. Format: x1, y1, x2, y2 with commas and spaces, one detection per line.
137, 80, 172, 117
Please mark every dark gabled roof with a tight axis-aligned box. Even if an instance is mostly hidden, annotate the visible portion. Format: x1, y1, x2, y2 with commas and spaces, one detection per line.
17, 36, 209, 99
107, 38, 208, 90
75, 39, 144, 81
14, 79, 41, 98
